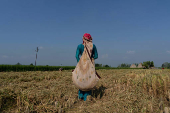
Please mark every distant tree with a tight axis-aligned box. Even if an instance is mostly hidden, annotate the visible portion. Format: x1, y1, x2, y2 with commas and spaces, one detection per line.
104, 65, 110, 67
118, 63, 130, 68
150, 61, 154, 67
142, 62, 148, 69
95, 63, 102, 67
162, 62, 170, 69
162, 64, 165, 68
134, 63, 138, 67
127, 64, 131, 67
121, 63, 126, 67
30, 63, 34, 66
162, 62, 169, 68
117, 65, 120, 68
16, 62, 21, 65
95, 63, 99, 67
142, 61, 154, 69
167, 63, 170, 69
148, 61, 151, 67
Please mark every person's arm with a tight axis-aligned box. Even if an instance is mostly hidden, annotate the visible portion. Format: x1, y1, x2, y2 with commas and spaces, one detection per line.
75, 45, 80, 62
93, 44, 98, 59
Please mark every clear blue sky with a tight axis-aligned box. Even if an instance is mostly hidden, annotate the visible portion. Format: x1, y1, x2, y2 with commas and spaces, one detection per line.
0, 0, 170, 67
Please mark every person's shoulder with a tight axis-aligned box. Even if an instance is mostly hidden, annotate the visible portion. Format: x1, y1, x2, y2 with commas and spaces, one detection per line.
79, 43, 83, 46
93, 44, 97, 48
77, 44, 83, 48
78, 44, 83, 47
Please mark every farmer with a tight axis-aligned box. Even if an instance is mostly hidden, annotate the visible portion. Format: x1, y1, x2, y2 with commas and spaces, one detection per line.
75, 33, 98, 101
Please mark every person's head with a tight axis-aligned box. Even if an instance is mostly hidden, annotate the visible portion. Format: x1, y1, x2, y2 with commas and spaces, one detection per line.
83, 33, 92, 43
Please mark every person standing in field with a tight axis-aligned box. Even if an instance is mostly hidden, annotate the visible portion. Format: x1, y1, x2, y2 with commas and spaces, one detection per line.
75, 33, 98, 101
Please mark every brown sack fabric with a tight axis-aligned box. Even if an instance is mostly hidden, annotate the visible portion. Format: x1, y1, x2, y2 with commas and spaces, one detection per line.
72, 42, 99, 91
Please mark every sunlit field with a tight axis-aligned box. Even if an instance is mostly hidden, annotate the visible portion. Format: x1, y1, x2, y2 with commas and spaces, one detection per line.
0, 69, 170, 113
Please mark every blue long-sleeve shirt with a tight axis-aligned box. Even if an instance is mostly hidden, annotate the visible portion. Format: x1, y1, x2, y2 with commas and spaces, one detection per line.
76, 44, 98, 62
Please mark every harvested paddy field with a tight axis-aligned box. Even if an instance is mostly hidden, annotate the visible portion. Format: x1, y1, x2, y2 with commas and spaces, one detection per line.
0, 69, 170, 113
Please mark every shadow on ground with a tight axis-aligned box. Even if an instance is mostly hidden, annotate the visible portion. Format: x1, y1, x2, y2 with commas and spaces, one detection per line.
91, 85, 107, 99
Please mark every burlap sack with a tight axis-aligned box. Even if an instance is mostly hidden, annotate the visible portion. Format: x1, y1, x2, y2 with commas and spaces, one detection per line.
72, 44, 99, 91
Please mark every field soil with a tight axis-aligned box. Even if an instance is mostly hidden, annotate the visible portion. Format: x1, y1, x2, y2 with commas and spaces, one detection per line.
0, 69, 170, 113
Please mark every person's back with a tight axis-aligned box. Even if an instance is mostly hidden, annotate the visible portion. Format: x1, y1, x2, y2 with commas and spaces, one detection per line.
75, 43, 98, 62
73, 33, 99, 101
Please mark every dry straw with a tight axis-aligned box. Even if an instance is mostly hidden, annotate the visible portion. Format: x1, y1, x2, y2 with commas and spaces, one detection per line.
0, 69, 170, 112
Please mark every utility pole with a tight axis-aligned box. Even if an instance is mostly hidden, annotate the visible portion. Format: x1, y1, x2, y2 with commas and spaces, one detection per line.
35, 47, 39, 66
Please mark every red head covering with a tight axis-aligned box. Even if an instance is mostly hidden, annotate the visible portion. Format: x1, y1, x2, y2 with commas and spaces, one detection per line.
83, 33, 92, 40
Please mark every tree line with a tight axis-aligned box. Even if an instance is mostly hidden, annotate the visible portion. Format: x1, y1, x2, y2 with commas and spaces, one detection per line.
96, 61, 155, 69
9, 61, 170, 69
